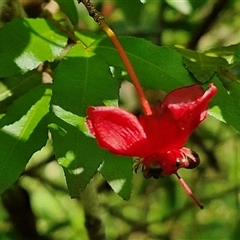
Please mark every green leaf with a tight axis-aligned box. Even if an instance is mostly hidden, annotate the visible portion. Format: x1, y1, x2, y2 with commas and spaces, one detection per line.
50, 43, 124, 197
203, 44, 239, 62
49, 108, 132, 199
165, 0, 192, 15
55, 0, 78, 26
208, 76, 240, 132
0, 18, 68, 77
52, 43, 119, 116
225, 80, 240, 106
0, 85, 51, 194
99, 155, 132, 200
116, 0, 143, 24
93, 36, 195, 92
49, 117, 104, 198
189, 0, 208, 10
0, 70, 42, 113
174, 47, 229, 83
74, 31, 100, 47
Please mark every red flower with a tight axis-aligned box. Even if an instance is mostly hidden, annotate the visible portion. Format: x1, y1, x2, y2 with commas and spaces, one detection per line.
86, 84, 217, 178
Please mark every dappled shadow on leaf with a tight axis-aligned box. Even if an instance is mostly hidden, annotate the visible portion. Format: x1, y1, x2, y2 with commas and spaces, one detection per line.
0, 84, 51, 128
50, 112, 133, 199
52, 43, 119, 117
50, 116, 104, 198
0, 85, 50, 194
0, 18, 67, 77
0, 70, 43, 114
0, 115, 48, 195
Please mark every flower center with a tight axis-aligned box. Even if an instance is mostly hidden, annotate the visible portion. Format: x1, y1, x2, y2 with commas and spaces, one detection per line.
134, 148, 200, 179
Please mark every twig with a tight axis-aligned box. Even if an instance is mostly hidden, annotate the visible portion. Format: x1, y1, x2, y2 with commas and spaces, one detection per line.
187, 0, 231, 49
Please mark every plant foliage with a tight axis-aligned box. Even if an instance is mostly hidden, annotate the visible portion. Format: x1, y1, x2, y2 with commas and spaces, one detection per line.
0, 2, 240, 199
0, 0, 240, 238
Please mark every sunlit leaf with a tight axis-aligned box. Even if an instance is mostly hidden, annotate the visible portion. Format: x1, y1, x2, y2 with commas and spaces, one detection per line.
0, 85, 51, 194
99, 155, 132, 200
50, 43, 132, 198
50, 104, 132, 199
74, 31, 100, 46
49, 117, 104, 198
0, 18, 68, 77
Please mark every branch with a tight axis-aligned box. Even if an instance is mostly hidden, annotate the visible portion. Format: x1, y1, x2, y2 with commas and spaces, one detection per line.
187, 0, 231, 49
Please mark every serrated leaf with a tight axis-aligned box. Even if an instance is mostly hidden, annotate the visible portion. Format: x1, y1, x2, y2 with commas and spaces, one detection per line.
174, 47, 229, 83
49, 117, 105, 197
93, 36, 195, 92
50, 42, 123, 197
50, 106, 132, 199
55, 0, 78, 26
203, 44, 239, 61
204, 44, 240, 65
53, 43, 119, 116
99, 155, 132, 200
0, 18, 68, 77
0, 85, 51, 194
208, 76, 240, 132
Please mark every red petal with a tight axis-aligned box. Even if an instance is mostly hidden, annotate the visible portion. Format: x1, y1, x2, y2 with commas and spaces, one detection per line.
86, 106, 151, 157
139, 84, 217, 151
162, 84, 205, 106
139, 108, 188, 151
162, 84, 217, 130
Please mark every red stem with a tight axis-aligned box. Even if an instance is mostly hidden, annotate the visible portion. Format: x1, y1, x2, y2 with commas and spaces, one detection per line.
175, 172, 204, 209
100, 21, 152, 116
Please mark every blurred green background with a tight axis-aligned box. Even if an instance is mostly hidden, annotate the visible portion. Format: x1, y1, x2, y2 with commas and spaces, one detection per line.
0, 0, 240, 239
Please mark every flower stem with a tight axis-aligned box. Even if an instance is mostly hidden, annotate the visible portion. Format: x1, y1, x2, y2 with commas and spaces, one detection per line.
175, 172, 204, 209
78, 0, 152, 116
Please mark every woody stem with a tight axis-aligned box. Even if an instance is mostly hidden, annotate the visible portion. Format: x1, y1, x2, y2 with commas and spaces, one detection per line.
78, 0, 152, 116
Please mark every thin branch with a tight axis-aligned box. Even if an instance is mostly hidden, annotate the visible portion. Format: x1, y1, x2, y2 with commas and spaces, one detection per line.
187, 0, 231, 49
